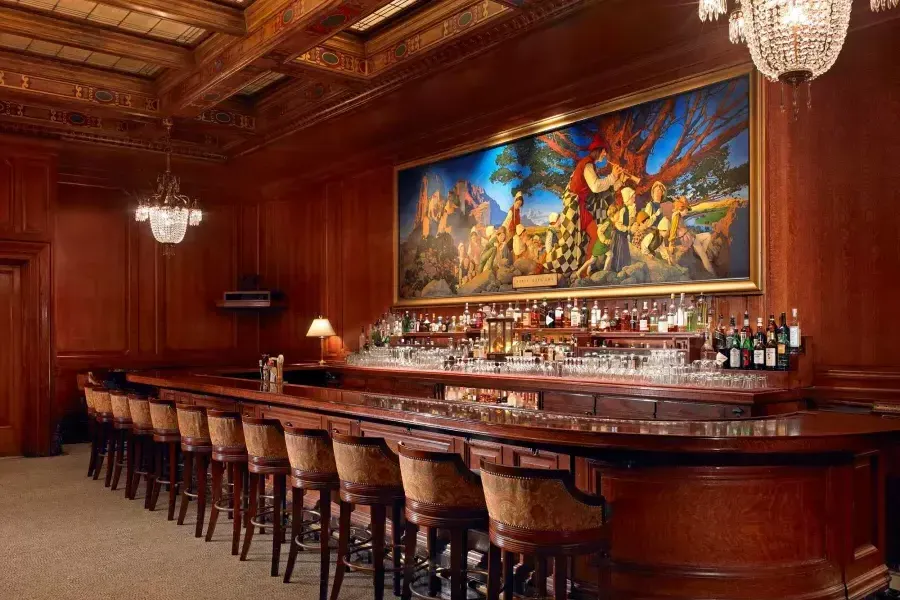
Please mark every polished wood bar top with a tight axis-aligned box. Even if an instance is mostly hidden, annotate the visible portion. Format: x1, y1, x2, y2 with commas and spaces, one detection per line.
126, 367, 900, 455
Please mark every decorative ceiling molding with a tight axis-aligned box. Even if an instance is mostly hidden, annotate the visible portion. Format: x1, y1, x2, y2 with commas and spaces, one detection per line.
0, 6, 193, 70
160, 0, 396, 115
95, 0, 248, 36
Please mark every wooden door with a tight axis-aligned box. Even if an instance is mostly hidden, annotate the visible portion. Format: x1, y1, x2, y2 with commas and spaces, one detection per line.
0, 264, 22, 455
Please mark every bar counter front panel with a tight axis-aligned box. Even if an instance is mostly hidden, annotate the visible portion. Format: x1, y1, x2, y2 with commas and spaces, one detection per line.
126, 365, 899, 600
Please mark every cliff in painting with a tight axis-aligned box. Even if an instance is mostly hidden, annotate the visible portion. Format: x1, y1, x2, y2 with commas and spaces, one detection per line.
396, 74, 753, 301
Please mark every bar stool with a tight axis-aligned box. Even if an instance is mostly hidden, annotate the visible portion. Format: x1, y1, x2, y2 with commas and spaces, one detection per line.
127, 393, 155, 504
480, 462, 610, 600
108, 390, 132, 494
92, 387, 115, 487
398, 447, 488, 600
282, 427, 340, 600
148, 399, 181, 520
176, 405, 213, 537
205, 410, 249, 555
84, 384, 99, 478
240, 417, 291, 577
330, 433, 406, 600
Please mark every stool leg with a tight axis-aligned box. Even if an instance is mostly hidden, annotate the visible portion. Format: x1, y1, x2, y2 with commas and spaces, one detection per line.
232, 464, 244, 556
427, 527, 440, 597
148, 442, 162, 511
487, 543, 501, 600
450, 528, 468, 600
392, 500, 403, 597
329, 500, 352, 600
240, 472, 258, 561
178, 451, 194, 526
87, 418, 97, 477
554, 556, 567, 600
111, 429, 126, 491
104, 426, 117, 487
226, 466, 234, 521
167, 442, 178, 521
206, 460, 224, 542
258, 475, 267, 534
318, 488, 331, 600
92, 423, 105, 481
371, 504, 387, 600
284, 486, 304, 583
402, 520, 418, 600
126, 432, 137, 499
534, 558, 548, 598
502, 551, 515, 600
271, 474, 286, 576
195, 454, 208, 538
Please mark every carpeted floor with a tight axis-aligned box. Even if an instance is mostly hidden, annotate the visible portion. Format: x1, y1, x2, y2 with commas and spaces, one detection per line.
0, 444, 379, 600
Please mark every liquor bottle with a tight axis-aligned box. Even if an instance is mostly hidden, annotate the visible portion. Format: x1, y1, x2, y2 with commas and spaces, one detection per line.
423, 313, 431, 332
358, 326, 366, 350
728, 316, 740, 369
650, 301, 659, 332
668, 294, 678, 332
463, 303, 471, 328
541, 299, 550, 328
658, 303, 669, 333
713, 315, 726, 352
565, 298, 574, 328
600, 306, 610, 331
765, 315, 778, 370
590, 300, 600, 330
676, 293, 686, 330
432, 313, 439, 333
685, 300, 696, 332
554, 300, 564, 328
504, 302, 513, 319
639, 301, 649, 332
513, 302, 522, 325
742, 311, 752, 337
571, 299, 582, 328
610, 305, 620, 331
789, 308, 802, 354
740, 329, 753, 369
436, 316, 445, 332
521, 301, 532, 328
532, 300, 541, 328
753, 317, 766, 370
620, 302, 630, 331
631, 301, 638, 331
697, 295, 708, 332
490, 303, 498, 318
776, 312, 790, 371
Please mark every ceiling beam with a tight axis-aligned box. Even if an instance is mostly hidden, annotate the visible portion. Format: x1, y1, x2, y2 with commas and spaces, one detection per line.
0, 6, 193, 70
160, 0, 397, 116
91, 0, 247, 36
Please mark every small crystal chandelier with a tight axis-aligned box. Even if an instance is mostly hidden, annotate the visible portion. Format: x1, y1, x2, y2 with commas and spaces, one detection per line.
134, 118, 202, 257
699, 0, 727, 21
729, 3, 745, 43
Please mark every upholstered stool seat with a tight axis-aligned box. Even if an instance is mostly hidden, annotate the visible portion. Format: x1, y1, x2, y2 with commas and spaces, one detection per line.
148, 399, 182, 520
240, 417, 291, 577
282, 427, 340, 599
176, 405, 213, 537
480, 463, 610, 600
108, 390, 133, 494
399, 447, 488, 600
127, 393, 155, 503
330, 433, 406, 600
205, 410, 249, 555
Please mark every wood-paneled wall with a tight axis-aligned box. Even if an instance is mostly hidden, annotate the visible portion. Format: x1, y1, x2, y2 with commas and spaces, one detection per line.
246, 9, 900, 403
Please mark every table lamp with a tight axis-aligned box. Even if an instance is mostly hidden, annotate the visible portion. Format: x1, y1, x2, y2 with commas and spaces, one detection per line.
306, 316, 336, 365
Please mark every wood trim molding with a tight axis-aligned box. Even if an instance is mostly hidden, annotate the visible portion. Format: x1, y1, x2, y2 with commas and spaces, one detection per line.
96, 0, 247, 37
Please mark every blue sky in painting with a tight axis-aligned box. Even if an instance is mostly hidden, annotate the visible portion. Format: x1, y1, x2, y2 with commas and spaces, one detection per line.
398, 75, 750, 238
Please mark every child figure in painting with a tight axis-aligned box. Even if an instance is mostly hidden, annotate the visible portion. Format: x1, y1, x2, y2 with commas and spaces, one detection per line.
575, 204, 616, 279
512, 224, 529, 261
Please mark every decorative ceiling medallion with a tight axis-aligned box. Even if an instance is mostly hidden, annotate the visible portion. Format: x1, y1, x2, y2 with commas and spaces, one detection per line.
282, 7, 295, 24
94, 90, 115, 103
214, 111, 233, 124
394, 42, 408, 58
457, 11, 474, 27
321, 51, 340, 65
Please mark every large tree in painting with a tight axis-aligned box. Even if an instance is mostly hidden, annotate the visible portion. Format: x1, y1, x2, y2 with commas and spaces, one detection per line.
396, 75, 753, 301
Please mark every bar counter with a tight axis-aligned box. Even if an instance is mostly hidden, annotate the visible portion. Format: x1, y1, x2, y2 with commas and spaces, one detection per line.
127, 365, 900, 600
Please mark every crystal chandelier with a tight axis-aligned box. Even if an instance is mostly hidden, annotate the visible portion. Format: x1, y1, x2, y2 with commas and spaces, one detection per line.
134, 118, 202, 257
703, 0, 897, 116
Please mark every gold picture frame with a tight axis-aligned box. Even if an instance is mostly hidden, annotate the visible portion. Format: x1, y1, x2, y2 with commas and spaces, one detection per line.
394, 64, 764, 307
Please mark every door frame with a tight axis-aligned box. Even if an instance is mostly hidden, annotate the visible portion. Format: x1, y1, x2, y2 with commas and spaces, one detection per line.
0, 241, 51, 456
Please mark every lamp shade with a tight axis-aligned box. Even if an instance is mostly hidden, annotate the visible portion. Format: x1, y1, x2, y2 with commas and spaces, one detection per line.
306, 317, 336, 338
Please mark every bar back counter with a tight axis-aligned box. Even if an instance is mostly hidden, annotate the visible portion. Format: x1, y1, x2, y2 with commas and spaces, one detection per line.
127, 363, 900, 600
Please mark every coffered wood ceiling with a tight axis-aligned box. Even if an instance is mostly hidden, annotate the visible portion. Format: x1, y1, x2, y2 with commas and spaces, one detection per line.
0, 0, 589, 161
